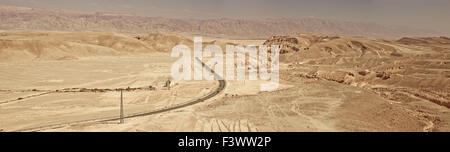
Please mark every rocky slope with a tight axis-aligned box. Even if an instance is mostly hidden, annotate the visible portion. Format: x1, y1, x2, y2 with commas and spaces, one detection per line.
265, 34, 450, 131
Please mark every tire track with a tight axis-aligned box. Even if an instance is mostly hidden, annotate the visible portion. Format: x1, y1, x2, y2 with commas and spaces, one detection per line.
0, 91, 54, 105
0, 86, 156, 105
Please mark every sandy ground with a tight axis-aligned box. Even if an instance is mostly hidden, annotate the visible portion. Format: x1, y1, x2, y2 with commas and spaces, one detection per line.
1, 32, 449, 132
0, 54, 216, 131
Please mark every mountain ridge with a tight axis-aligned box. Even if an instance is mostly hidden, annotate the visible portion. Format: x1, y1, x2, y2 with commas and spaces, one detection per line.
0, 4, 439, 39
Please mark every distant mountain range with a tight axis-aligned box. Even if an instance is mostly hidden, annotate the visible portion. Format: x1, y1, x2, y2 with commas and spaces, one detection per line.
0, 5, 438, 39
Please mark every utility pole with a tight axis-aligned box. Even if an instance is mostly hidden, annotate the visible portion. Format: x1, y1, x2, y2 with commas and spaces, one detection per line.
166, 79, 171, 90
120, 89, 124, 124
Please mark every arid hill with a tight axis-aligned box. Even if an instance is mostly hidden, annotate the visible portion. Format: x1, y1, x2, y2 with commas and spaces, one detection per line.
0, 32, 192, 62
263, 34, 450, 131
1, 31, 449, 132
137, 33, 194, 52
0, 5, 437, 39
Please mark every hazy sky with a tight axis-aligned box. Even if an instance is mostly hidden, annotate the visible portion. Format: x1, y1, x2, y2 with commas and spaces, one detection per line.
2, 0, 450, 34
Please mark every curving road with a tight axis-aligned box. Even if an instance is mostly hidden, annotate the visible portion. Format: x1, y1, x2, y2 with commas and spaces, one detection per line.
15, 58, 225, 132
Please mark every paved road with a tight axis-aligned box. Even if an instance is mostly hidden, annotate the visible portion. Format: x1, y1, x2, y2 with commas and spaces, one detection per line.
15, 58, 225, 132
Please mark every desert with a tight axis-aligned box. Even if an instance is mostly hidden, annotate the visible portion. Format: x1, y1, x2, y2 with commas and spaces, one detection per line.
0, 3, 449, 132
